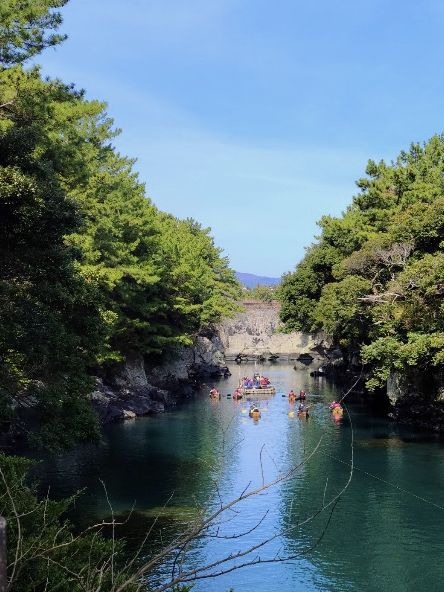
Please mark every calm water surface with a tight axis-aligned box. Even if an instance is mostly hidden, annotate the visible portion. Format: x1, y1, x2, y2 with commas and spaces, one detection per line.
37, 364, 444, 592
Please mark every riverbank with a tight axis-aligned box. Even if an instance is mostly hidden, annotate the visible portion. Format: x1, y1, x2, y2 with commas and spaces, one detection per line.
89, 300, 341, 425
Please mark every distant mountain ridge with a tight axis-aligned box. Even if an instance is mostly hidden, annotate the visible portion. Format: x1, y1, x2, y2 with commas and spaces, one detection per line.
236, 272, 281, 288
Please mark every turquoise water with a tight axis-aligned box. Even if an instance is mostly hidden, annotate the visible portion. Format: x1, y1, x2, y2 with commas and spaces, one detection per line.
37, 364, 444, 592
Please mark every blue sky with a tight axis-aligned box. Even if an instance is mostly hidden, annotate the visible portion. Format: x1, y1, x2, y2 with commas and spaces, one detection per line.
38, 0, 444, 276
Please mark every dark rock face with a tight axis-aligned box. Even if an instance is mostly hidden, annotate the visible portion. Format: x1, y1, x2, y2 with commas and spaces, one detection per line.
387, 372, 444, 432
146, 333, 230, 392
393, 394, 444, 432
90, 378, 168, 424
91, 333, 230, 424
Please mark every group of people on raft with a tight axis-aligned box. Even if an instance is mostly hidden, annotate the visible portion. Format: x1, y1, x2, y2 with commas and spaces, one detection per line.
241, 374, 271, 389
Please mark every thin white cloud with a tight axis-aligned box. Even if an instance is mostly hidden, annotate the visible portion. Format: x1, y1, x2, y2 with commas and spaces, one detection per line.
114, 118, 366, 275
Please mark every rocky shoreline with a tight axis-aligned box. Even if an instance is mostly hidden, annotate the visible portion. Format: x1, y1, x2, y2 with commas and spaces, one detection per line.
386, 372, 444, 433
310, 362, 444, 433
90, 333, 231, 424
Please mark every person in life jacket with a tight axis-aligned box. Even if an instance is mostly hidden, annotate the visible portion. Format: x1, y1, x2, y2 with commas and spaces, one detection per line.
298, 402, 309, 417
249, 405, 261, 418
299, 390, 306, 399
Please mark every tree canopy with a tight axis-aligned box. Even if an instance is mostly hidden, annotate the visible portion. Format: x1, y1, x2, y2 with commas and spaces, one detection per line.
0, 0, 240, 449
280, 135, 444, 394
0, 0, 67, 65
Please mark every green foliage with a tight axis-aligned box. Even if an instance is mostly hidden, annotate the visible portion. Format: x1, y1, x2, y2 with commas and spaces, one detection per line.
66, 147, 166, 357
280, 243, 343, 331
314, 276, 372, 347
362, 333, 444, 391
0, 65, 106, 449
0, 1, 240, 448
158, 215, 241, 338
27, 73, 241, 357
0, 0, 67, 65
245, 284, 280, 302
280, 134, 444, 393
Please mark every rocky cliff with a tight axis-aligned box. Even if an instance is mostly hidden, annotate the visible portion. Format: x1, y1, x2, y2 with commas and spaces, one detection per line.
218, 300, 340, 366
91, 333, 229, 424
387, 371, 444, 432
90, 355, 171, 424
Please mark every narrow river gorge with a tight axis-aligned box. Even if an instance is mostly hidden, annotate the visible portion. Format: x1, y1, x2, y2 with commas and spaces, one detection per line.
36, 363, 444, 592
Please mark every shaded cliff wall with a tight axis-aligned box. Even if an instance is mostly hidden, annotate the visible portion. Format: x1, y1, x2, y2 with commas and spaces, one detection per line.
387, 371, 444, 432
218, 300, 335, 363
91, 335, 228, 423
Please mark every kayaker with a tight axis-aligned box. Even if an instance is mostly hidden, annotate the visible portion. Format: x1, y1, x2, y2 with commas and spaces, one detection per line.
298, 403, 309, 418
233, 388, 242, 400
249, 405, 261, 419
299, 389, 306, 399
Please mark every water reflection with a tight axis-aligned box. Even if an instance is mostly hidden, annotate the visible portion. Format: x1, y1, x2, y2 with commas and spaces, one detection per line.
35, 364, 444, 592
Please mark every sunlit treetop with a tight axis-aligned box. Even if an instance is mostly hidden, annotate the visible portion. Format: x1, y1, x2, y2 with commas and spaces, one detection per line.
0, 0, 67, 65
